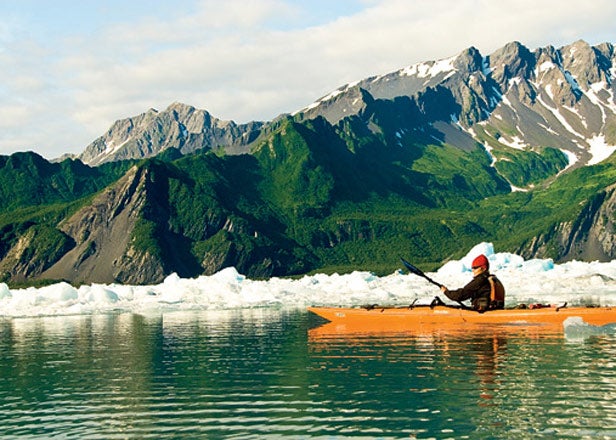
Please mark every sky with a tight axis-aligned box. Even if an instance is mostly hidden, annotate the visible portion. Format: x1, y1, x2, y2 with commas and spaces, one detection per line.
1, 0, 616, 159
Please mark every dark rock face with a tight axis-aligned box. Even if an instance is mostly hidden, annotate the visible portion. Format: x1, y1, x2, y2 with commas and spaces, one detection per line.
517, 184, 616, 262
38, 165, 165, 284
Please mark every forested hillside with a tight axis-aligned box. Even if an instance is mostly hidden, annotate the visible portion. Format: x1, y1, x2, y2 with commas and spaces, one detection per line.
1, 40, 616, 285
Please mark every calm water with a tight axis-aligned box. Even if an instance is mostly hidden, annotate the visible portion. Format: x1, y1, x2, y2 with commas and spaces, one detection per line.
1, 309, 615, 439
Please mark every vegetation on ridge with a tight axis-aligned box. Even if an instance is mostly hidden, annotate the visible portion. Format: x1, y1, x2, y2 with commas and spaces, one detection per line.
0, 89, 615, 284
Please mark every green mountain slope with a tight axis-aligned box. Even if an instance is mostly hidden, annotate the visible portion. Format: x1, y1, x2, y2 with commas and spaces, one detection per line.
0, 103, 614, 285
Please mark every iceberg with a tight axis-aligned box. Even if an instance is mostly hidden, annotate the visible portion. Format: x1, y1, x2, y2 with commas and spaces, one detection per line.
1, 243, 615, 317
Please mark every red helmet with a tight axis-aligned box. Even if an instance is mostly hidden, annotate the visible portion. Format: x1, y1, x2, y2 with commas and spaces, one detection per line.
472, 254, 489, 270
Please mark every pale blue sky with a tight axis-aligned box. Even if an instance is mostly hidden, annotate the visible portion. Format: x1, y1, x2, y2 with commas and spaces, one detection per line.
1, 0, 615, 158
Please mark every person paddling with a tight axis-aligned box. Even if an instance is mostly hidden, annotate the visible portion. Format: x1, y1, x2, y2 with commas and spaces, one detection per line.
440, 254, 505, 311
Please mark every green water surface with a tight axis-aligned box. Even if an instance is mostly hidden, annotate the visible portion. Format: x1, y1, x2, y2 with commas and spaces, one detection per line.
0, 309, 615, 439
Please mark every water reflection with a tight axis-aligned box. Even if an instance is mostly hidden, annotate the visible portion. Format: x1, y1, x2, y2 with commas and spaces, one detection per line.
1, 310, 616, 438
308, 321, 616, 438
0, 310, 310, 438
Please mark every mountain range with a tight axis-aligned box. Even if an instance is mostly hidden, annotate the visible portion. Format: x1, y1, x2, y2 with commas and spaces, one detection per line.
2, 39, 616, 285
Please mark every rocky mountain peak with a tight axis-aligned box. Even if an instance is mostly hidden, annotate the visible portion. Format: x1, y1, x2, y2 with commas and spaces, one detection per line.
560, 40, 609, 89
453, 46, 484, 73
79, 102, 263, 166
296, 39, 616, 171
76, 39, 616, 176
489, 41, 535, 87
297, 84, 376, 125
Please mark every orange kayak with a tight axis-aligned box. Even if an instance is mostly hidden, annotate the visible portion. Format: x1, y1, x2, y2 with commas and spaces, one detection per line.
308, 305, 616, 336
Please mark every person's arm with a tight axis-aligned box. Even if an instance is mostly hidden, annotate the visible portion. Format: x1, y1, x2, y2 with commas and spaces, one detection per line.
441, 276, 484, 302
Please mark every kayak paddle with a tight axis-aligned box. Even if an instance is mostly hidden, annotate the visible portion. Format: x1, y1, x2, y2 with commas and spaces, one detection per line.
400, 258, 444, 289
401, 258, 473, 310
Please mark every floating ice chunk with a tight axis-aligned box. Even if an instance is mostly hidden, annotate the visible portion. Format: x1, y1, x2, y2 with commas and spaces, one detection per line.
0, 283, 11, 299
521, 258, 555, 272
212, 267, 246, 283
81, 285, 119, 304
563, 316, 616, 341
163, 272, 182, 286
37, 282, 78, 304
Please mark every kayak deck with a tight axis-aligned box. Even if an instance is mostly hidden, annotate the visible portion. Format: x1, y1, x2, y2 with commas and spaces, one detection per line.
308, 305, 616, 336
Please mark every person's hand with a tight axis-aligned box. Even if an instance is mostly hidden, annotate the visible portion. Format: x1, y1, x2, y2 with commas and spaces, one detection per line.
440, 286, 448, 293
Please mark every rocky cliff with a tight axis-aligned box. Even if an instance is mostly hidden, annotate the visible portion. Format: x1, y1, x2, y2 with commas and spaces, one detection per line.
518, 183, 616, 262
37, 165, 166, 284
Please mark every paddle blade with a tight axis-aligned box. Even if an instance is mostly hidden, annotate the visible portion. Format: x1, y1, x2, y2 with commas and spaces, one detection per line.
400, 258, 425, 277
400, 257, 443, 288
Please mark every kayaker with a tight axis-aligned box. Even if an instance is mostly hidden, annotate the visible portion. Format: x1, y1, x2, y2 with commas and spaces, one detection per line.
439, 254, 505, 311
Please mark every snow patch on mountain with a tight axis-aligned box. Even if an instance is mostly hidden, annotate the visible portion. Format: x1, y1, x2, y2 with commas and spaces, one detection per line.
297, 81, 361, 114
560, 149, 579, 169
538, 123, 558, 135
588, 81, 616, 121
564, 104, 588, 129
537, 60, 557, 74
400, 56, 456, 79
587, 135, 616, 165
104, 139, 129, 156
482, 142, 500, 168
536, 93, 585, 139
498, 135, 527, 150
